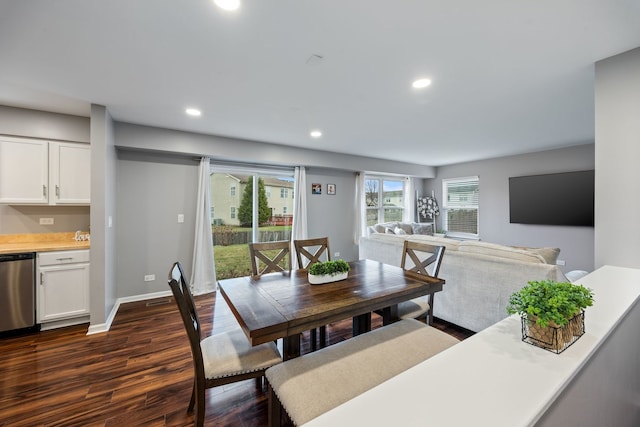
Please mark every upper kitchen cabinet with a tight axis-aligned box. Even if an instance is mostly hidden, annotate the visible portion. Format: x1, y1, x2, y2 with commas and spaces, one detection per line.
0, 136, 90, 205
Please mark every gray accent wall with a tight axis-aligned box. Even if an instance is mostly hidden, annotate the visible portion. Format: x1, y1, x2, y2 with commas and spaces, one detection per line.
89, 104, 117, 327
115, 150, 198, 298
595, 47, 640, 269
424, 144, 595, 273
306, 168, 359, 262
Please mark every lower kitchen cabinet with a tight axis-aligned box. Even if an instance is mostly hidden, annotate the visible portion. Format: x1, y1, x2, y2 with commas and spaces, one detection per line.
37, 249, 90, 329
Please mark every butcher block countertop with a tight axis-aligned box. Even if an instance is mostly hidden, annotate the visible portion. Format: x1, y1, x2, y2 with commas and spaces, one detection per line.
0, 232, 90, 254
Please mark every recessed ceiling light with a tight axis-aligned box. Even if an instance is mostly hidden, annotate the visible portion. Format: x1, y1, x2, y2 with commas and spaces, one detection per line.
412, 78, 432, 89
186, 108, 201, 117
214, 0, 240, 11
310, 130, 322, 138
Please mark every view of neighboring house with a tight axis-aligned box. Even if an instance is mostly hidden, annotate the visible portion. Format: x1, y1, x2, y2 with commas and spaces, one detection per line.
209, 173, 294, 226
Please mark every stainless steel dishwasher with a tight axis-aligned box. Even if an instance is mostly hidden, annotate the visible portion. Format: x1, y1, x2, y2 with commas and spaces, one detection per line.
0, 252, 36, 333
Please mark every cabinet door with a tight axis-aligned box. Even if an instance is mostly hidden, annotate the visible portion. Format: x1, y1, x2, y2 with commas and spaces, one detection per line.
50, 142, 91, 204
0, 137, 49, 204
38, 263, 90, 323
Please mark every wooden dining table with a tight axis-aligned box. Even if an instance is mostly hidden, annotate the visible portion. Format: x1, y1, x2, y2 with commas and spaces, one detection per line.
217, 259, 445, 360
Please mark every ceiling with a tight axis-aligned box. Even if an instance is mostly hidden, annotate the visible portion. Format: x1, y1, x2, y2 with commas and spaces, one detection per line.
1, 1, 639, 166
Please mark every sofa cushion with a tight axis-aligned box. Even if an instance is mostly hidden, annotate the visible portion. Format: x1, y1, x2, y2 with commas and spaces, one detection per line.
385, 227, 396, 234
513, 246, 561, 265
405, 234, 460, 251
458, 241, 545, 263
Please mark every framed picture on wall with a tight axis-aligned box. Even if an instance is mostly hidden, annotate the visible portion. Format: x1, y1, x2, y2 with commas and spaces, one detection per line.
327, 184, 336, 195
312, 183, 322, 194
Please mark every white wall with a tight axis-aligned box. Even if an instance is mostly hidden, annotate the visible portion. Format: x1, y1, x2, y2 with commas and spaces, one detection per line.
425, 144, 595, 273
594, 47, 640, 269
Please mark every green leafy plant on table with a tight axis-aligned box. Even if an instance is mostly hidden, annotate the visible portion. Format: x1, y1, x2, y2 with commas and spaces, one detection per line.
308, 260, 350, 276
506, 280, 594, 327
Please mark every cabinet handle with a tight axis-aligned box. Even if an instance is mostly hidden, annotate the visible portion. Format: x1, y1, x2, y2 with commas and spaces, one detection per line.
43, 185, 47, 197
56, 185, 60, 197
56, 257, 74, 262
40, 272, 44, 284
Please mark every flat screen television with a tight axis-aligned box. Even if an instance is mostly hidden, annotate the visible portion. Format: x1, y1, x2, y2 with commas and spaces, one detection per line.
509, 170, 594, 227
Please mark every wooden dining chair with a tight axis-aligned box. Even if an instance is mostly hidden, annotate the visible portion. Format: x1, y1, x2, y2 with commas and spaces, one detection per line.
248, 240, 291, 278
294, 237, 331, 269
397, 240, 446, 325
293, 237, 331, 350
167, 262, 282, 427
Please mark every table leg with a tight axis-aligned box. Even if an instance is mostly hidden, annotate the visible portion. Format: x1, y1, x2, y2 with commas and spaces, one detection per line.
381, 305, 399, 326
282, 333, 301, 361
352, 312, 372, 336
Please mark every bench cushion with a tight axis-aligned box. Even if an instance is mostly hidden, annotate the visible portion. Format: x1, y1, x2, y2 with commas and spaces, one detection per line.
265, 318, 459, 425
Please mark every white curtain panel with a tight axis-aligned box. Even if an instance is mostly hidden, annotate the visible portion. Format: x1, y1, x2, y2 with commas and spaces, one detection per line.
291, 166, 308, 269
404, 177, 415, 222
354, 172, 366, 243
190, 157, 216, 295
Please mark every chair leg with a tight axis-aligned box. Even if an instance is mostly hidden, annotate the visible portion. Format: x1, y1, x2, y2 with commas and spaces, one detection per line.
267, 381, 282, 427
195, 381, 205, 427
188, 381, 196, 413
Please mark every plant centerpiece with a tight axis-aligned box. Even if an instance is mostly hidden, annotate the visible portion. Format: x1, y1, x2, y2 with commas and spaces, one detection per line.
506, 280, 594, 353
308, 260, 350, 285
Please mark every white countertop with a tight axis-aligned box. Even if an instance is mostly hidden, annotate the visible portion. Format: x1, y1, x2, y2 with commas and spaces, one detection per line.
303, 265, 640, 427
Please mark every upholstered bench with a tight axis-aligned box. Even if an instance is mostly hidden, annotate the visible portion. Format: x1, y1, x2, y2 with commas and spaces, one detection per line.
265, 318, 459, 426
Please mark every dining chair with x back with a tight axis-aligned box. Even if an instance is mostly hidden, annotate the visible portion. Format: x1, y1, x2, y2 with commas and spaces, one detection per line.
294, 237, 331, 350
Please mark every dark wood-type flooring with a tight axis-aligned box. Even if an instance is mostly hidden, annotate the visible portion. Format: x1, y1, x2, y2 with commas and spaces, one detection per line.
0, 292, 473, 426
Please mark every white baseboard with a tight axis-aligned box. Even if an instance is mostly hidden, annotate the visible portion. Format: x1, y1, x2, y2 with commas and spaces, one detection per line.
86, 290, 173, 335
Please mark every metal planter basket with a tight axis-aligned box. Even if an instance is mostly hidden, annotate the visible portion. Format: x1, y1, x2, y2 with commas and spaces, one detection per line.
521, 311, 585, 354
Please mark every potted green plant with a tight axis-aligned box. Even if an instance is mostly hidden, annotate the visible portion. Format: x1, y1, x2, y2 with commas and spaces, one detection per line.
506, 280, 594, 352
308, 260, 350, 285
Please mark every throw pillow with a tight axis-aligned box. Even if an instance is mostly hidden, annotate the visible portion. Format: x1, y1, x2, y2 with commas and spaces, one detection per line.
411, 223, 433, 235
396, 223, 414, 234
384, 227, 395, 234
394, 226, 407, 235
374, 224, 387, 234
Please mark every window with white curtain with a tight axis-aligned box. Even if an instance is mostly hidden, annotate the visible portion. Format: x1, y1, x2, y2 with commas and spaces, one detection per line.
209, 162, 294, 279
442, 176, 479, 238
364, 175, 407, 225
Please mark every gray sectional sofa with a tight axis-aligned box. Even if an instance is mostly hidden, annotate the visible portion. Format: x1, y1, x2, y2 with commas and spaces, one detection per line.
359, 229, 568, 332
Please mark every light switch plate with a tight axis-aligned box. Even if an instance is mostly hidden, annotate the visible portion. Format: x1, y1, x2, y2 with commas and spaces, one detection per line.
178, 214, 184, 223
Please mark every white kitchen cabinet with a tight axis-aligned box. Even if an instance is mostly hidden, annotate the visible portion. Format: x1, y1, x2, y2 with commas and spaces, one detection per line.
37, 250, 90, 329
0, 136, 90, 205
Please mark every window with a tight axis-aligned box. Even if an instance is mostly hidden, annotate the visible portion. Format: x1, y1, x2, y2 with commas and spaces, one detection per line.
364, 176, 406, 225
280, 188, 289, 198
442, 176, 479, 238
210, 164, 294, 279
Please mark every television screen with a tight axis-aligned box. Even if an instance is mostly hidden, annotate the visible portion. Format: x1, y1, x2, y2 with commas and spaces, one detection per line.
509, 170, 594, 227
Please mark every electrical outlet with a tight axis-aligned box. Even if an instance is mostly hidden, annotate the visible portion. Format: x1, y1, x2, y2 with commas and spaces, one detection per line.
556, 259, 566, 266
144, 274, 155, 282
177, 214, 184, 223
334, 252, 340, 258
39, 218, 54, 225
